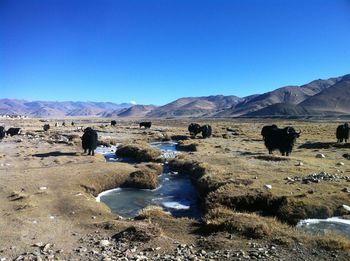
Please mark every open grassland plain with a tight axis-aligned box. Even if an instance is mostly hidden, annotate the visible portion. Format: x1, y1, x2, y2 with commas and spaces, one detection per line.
1, 118, 350, 260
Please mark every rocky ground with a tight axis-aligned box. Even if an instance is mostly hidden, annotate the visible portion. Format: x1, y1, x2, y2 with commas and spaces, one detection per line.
1, 118, 350, 260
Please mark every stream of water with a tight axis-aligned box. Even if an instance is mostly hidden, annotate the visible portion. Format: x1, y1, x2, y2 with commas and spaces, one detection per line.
96, 141, 201, 219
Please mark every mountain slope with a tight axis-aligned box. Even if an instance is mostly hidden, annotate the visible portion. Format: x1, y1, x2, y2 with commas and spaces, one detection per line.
215, 75, 344, 117
0, 99, 132, 117
300, 74, 350, 115
147, 95, 242, 117
116, 105, 157, 118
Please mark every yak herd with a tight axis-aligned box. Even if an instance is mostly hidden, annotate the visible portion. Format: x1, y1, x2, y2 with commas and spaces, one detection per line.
0, 121, 349, 157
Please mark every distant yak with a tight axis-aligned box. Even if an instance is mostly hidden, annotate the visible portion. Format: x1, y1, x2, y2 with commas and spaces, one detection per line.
81, 127, 98, 156
201, 124, 212, 139
336, 123, 349, 143
6, 128, 22, 137
261, 124, 300, 156
188, 123, 202, 138
43, 124, 50, 131
111, 120, 117, 126
0, 126, 5, 139
188, 123, 212, 139
139, 122, 152, 129
71, 121, 75, 126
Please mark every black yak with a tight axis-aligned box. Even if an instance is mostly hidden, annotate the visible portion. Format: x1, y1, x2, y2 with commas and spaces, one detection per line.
139, 122, 151, 129
261, 125, 300, 156
336, 123, 349, 143
43, 124, 50, 131
188, 123, 202, 137
81, 127, 98, 156
0, 126, 5, 139
111, 120, 117, 126
6, 128, 22, 136
201, 124, 212, 139
71, 121, 75, 126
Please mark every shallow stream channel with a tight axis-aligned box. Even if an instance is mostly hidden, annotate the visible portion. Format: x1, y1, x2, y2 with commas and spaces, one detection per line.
297, 217, 350, 240
95, 141, 202, 219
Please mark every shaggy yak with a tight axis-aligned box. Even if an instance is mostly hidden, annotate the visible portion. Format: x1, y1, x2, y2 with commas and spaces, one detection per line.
261, 125, 300, 156
81, 127, 98, 156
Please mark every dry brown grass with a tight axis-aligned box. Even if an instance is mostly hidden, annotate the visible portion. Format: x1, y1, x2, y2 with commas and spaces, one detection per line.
116, 143, 162, 162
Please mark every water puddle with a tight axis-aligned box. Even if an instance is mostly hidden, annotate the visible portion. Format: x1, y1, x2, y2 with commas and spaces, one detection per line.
297, 217, 350, 239
96, 141, 201, 219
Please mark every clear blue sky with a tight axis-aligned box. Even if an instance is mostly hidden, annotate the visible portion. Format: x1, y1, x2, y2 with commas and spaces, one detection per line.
1, 0, 350, 105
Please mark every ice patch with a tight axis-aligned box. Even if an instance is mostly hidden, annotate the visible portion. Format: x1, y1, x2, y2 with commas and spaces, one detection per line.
96, 188, 121, 202
297, 217, 350, 226
162, 201, 191, 210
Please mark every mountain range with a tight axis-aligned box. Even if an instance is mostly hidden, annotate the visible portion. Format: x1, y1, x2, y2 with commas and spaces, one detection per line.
1, 73, 349, 118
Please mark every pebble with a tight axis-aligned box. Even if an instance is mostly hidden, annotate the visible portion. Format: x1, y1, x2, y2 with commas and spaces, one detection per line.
264, 184, 272, 190
342, 204, 350, 212
296, 161, 304, 166
337, 162, 345, 166
316, 153, 325, 158
99, 240, 111, 247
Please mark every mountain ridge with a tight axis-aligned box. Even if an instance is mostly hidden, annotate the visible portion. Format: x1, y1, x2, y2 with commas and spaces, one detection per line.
1, 73, 349, 118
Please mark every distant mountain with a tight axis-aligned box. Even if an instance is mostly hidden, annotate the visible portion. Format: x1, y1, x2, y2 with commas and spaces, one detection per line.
300, 74, 350, 115
147, 95, 242, 118
117, 105, 157, 118
215, 76, 343, 117
0, 99, 132, 117
1, 73, 349, 118
244, 103, 310, 117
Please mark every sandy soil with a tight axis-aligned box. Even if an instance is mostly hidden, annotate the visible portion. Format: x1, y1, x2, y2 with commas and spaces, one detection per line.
1, 118, 350, 260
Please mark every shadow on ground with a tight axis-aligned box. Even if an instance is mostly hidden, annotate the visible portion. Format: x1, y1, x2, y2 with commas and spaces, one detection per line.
299, 142, 350, 149
32, 151, 79, 157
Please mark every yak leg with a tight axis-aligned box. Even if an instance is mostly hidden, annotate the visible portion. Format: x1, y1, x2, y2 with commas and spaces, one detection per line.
84, 149, 87, 153
88, 149, 91, 155
91, 150, 95, 156
269, 150, 273, 154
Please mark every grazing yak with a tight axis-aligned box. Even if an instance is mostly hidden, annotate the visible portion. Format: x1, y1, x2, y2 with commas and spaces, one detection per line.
336, 123, 349, 143
62, 122, 66, 127
261, 125, 300, 156
71, 121, 75, 126
6, 128, 22, 136
111, 120, 117, 126
0, 126, 5, 139
188, 123, 202, 137
55, 122, 60, 127
81, 127, 98, 156
43, 124, 50, 131
201, 124, 212, 139
139, 122, 152, 129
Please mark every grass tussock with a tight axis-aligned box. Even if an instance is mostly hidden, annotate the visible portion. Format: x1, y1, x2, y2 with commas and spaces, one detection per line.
136, 206, 171, 220
175, 140, 198, 151
98, 138, 118, 147
168, 156, 208, 178
116, 143, 161, 162
204, 207, 293, 240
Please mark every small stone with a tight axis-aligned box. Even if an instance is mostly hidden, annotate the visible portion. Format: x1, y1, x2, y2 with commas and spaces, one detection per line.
39, 187, 47, 190
42, 243, 51, 252
316, 153, 325, 158
264, 184, 272, 190
337, 162, 345, 166
296, 162, 304, 166
342, 204, 350, 212
342, 188, 350, 193
99, 240, 110, 247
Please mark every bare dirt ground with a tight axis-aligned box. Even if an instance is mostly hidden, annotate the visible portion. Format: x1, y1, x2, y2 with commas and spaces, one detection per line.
1, 118, 350, 260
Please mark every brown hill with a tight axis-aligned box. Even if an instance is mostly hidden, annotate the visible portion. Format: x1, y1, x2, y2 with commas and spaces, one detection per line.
300, 74, 350, 115
147, 95, 242, 118
215, 75, 343, 117
117, 105, 157, 118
